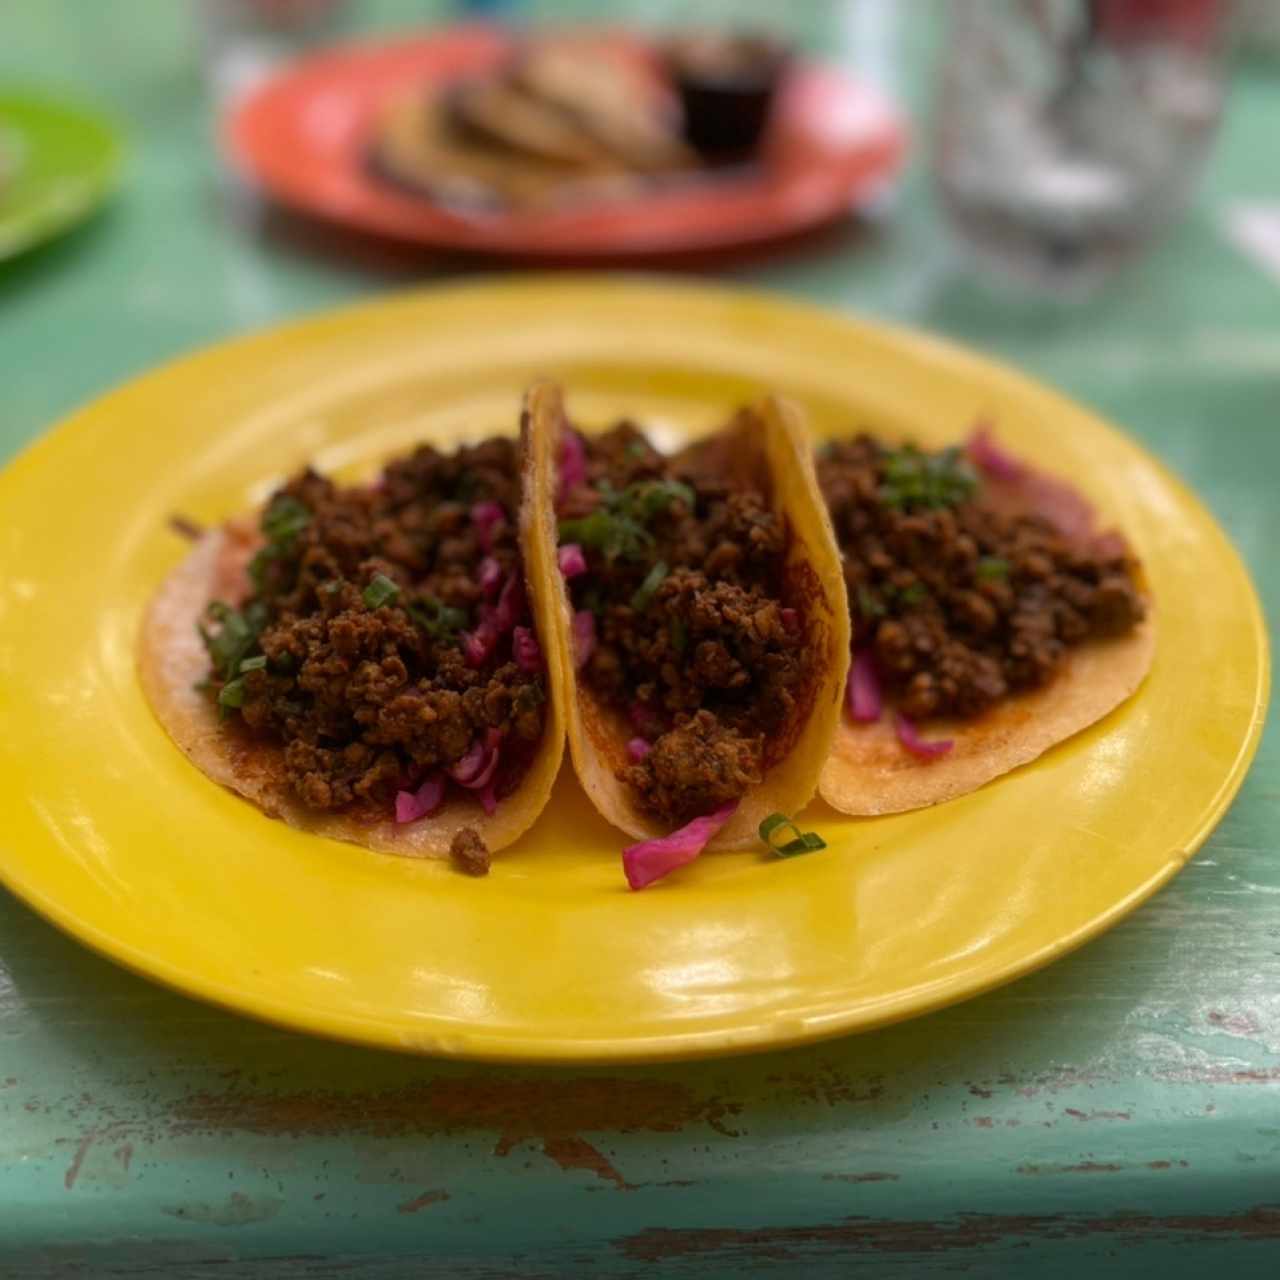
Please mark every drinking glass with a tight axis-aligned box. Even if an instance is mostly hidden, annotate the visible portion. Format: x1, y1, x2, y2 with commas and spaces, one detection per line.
931, 0, 1235, 295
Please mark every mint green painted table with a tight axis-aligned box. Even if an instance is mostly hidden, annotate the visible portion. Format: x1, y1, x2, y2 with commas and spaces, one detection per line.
2, 4, 1278, 1276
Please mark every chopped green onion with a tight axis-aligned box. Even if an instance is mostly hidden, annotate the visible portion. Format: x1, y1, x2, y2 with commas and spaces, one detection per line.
363, 573, 400, 609
409, 597, 468, 638
630, 561, 668, 612
558, 510, 614, 545
558, 509, 652, 561
247, 544, 277, 591
197, 599, 267, 680
618, 479, 695, 522
248, 495, 311, 594
759, 812, 828, 858
318, 579, 343, 597
217, 677, 246, 709
558, 479, 693, 562
976, 556, 1010, 581
856, 585, 884, 619
261, 494, 310, 543
239, 654, 268, 672
897, 582, 927, 607
626, 440, 650, 460
669, 617, 688, 654
881, 444, 978, 512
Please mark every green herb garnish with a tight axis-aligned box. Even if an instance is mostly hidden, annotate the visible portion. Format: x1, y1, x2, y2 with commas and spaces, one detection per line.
318, 579, 343, 597
409, 596, 468, 639
197, 599, 268, 681
759, 813, 828, 858
217, 677, 247, 710
557, 479, 694, 562
239, 654, 268, 672
976, 556, 1010, 581
881, 445, 978, 512
630, 561, 668, 612
362, 573, 400, 610
261, 494, 310, 543
626, 440, 650, 460
856, 585, 885, 619
558, 509, 652, 561
616, 479, 695, 523
247, 546, 274, 591
250, 494, 312, 592
669, 617, 688, 654
896, 582, 927, 607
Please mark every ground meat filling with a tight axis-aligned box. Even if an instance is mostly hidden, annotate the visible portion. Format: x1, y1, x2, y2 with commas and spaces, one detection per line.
558, 421, 811, 827
450, 827, 491, 877
197, 439, 547, 817
817, 434, 1146, 722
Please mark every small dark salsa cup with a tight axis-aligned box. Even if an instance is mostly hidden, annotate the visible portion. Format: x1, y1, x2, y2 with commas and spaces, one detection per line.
665, 31, 790, 162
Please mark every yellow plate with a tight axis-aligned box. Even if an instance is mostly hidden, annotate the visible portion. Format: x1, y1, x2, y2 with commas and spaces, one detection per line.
0, 279, 1267, 1062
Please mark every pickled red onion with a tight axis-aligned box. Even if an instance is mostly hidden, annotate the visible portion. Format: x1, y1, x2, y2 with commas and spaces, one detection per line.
394, 773, 445, 824
512, 625, 542, 672
470, 500, 506, 553
557, 430, 587, 501
895, 713, 953, 759
622, 801, 739, 890
846, 650, 882, 724
558, 543, 587, 579
572, 610, 596, 669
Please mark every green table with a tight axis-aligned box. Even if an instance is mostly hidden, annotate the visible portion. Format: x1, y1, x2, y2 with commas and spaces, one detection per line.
2, 4, 1278, 1276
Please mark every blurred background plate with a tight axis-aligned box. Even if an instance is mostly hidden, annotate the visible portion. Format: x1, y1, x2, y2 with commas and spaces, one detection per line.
0, 278, 1265, 1063
225, 27, 905, 259
0, 90, 124, 261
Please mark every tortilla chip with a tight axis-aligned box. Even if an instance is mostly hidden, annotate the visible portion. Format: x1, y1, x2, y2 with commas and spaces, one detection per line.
138, 457, 566, 859
524, 383, 850, 851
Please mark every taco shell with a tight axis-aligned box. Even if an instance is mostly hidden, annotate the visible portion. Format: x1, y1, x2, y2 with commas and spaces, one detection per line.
525, 382, 850, 851
138, 449, 567, 859
819, 465, 1158, 816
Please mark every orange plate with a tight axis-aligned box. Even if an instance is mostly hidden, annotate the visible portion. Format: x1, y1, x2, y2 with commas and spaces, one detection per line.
225, 27, 905, 259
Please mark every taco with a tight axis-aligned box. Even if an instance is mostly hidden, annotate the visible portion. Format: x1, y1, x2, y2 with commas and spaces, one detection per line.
139, 433, 566, 875
525, 383, 849, 860
816, 424, 1156, 816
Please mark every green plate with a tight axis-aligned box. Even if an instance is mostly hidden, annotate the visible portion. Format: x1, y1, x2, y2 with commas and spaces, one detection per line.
0, 90, 124, 261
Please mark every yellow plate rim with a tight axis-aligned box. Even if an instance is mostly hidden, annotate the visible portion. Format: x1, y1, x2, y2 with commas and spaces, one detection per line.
0, 275, 1268, 1062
